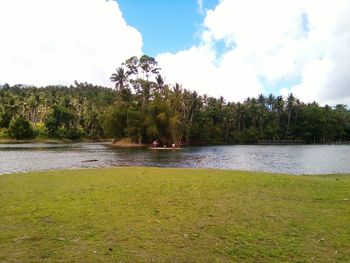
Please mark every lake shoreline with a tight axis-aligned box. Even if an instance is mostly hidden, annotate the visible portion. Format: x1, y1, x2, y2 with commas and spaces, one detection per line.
0, 138, 113, 144
111, 138, 148, 148
1, 137, 348, 146
2, 165, 349, 177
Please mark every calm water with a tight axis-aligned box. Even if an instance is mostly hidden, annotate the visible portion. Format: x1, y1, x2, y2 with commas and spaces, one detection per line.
0, 143, 349, 175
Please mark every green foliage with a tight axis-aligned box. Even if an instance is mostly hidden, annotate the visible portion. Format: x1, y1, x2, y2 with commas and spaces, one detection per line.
242, 127, 260, 143
32, 122, 48, 137
45, 105, 75, 137
103, 104, 127, 139
8, 116, 34, 139
45, 117, 59, 137
0, 83, 117, 140
109, 56, 350, 144
58, 127, 85, 139
0, 112, 12, 129
1, 55, 350, 144
0, 128, 8, 139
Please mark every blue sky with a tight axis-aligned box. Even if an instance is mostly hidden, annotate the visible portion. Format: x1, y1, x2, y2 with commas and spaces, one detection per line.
115, 0, 307, 100
117, 0, 218, 56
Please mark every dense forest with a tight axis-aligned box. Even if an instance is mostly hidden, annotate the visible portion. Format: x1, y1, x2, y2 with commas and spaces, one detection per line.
1, 55, 350, 145
0, 82, 116, 140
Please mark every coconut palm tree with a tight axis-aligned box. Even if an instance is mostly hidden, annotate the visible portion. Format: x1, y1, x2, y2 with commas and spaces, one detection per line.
155, 74, 165, 92
110, 67, 128, 91
286, 93, 296, 135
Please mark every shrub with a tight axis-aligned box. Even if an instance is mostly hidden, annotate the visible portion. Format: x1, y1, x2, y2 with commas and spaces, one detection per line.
57, 127, 85, 139
65, 128, 85, 140
45, 118, 59, 137
8, 116, 34, 139
32, 122, 48, 137
0, 128, 8, 139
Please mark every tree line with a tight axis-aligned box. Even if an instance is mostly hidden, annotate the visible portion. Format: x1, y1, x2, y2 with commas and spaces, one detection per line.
1, 55, 350, 144
0, 82, 116, 140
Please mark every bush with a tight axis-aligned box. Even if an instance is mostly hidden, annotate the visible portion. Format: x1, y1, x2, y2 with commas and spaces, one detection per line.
32, 122, 48, 137
0, 112, 12, 129
8, 116, 34, 139
65, 128, 85, 140
45, 118, 59, 137
0, 128, 9, 139
57, 127, 85, 139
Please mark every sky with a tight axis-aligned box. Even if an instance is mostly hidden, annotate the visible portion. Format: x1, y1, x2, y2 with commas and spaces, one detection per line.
0, 0, 350, 105
117, 0, 218, 56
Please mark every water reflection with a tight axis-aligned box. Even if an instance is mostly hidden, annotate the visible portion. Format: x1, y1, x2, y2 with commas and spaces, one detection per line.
0, 143, 349, 175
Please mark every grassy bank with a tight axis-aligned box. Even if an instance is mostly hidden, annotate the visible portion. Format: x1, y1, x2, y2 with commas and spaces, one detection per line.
1, 168, 350, 262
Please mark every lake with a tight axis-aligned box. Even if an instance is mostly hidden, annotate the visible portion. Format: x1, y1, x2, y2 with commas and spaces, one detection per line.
0, 143, 349, 175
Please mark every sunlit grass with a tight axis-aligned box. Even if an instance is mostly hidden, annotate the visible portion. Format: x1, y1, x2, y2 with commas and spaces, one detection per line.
1, 167, 350, 262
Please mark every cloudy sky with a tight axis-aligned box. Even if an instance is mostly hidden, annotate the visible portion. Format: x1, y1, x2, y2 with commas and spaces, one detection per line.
0, 0, 349, 105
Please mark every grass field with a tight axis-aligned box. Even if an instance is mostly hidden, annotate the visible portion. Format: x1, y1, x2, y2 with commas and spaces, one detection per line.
1, 167, 350, 262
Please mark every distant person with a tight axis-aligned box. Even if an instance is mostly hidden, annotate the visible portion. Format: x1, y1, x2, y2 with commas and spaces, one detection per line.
172, 143, 176, 148
152, 140, 158, 148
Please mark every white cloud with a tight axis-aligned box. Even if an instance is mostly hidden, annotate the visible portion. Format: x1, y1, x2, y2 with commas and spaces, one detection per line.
157, 0, 350, 105
157, 45, 263, 101
0, 0, 142, 87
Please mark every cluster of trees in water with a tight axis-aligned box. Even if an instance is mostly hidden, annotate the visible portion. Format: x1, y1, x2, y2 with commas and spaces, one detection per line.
1, 55, 350, 144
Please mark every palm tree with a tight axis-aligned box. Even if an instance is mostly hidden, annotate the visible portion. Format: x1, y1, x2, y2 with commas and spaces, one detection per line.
154, 74, 165, 98
257, 94, 266, 106
219, 96, 225, 110
286, 93, 296, 135
236, 102, 245, 131
267, 93, 275, 112
257, 94, 268, 137
110, 67, 128, 91
275, 96, 284, 133
171, 83, 183, 114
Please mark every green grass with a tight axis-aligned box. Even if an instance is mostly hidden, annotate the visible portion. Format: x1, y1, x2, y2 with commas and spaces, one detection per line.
1, 167, 350, 262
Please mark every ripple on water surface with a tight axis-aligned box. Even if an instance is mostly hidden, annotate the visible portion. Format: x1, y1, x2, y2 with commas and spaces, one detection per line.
0, 143, 350, 175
